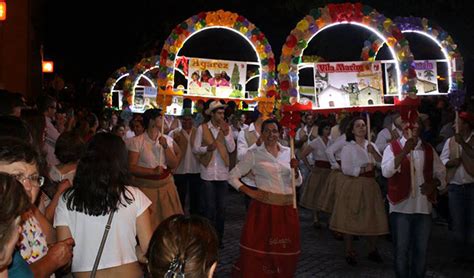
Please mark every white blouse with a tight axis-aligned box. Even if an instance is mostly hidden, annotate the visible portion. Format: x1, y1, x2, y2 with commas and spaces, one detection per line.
341, 140, 381, 177
229, 144, 302, 194
308, 136, 332, 161
127, 132, 174, 169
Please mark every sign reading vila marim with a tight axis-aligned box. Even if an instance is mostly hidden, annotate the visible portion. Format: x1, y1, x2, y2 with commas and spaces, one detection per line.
312, 61, 384, 108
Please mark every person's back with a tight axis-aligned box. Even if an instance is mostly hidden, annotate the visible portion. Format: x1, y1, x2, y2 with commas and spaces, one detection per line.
54, 133, 152, 278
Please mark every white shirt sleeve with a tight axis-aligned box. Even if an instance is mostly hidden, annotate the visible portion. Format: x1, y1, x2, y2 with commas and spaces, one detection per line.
128, 136, 140, 153
326, 136, 345, 169
432, 148, 447, 190
439, 138, 451, 165
192, 125, 207, 154
237, 130, 257, 161
229, 151, 254, 190
375, 128, 390, 153
381, 143, 401, 178
132, 188, 152, 217
224, 126, 236, 153
53, 194, 68, 227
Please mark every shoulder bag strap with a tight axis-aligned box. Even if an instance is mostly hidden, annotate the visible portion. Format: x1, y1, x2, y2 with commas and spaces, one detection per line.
90, 211, 115, 278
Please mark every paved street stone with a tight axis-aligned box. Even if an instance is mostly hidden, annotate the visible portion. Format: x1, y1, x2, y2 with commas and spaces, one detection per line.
214, 189, 474, 277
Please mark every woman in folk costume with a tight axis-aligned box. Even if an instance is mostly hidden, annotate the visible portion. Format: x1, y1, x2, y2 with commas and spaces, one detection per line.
229, 119, 302, 277
318, 116, 353, 215
299, 120, 333, 228
128, 108, 183, 230
330, 117, 388, 266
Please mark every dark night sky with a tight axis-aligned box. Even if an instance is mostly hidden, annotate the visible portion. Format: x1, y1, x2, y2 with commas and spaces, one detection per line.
41, 0, 474, 89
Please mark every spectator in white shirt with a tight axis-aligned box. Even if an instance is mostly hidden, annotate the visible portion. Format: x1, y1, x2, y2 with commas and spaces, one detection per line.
375, 112, 403, 154
382, 115, 446, 278
229, 119, 301, 277
440, 111, 474, 262
192, 101, 235, 247
37, 95, 60, 167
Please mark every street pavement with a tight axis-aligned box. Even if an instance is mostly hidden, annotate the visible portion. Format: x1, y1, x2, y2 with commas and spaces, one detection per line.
213, 189, 474, 278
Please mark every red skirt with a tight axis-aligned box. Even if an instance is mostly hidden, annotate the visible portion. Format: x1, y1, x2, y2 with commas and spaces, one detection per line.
232, 200, 300, 278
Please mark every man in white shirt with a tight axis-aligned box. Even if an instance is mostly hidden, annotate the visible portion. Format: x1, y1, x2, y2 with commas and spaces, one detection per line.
375, 112, 403, 153
37, 95, 60, 167
170, 112, 202, 215
382, 116, 446, 278
193, 101, 236, 246
440, 111, 474, 262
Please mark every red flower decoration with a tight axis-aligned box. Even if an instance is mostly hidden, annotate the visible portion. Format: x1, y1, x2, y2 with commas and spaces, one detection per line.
286, 35, 297, 48
280, 80, 290, 91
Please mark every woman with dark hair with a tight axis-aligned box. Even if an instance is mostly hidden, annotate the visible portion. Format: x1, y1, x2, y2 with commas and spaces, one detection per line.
0, 173, 31, 277
128, 109, 182, 231
299, 120, 333, 228
329, 117, 388, 266
229, 119, 302, 277
50, 131, 84, 183
55, 133, 153, 278
0, 137, 74, 277
147, 215, 218, 278
111, 122, 126, 139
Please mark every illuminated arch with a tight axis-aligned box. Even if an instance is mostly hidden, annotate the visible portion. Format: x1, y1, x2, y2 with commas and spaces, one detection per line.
360, 16, 463, 93
157, 10, 277, 101
277, 3, 417, 104
102, 66, 129, 107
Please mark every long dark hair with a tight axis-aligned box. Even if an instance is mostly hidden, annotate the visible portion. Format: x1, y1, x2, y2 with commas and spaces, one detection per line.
64, 133, 133, 216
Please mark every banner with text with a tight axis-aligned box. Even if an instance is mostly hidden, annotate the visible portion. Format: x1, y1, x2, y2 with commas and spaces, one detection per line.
312, 61, 384, 108
187, 58, 247, 99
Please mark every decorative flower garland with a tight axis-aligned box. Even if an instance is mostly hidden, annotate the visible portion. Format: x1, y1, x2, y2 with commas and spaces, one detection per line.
360, 16, 464, 92
157, 10, 277, 110
277, 2, 418, 105
102, 66, 129, 107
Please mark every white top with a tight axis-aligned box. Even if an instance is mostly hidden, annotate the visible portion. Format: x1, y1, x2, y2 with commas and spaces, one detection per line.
44, 116, 60, 167
127, 132, 175, 169
325, 134, 348, 169
54, 186, 151, 272
169, 128, 200, 174
341, 140, 381, 177
229, 144, 302, 194
330, 125, 341, 140
296, 125, 317, 164
308, 136, 332, 161
232, 123, 248, 141
381, 137, 446, 214
49, 166, 76, 184
440, 134, 474, 185
193, 122, 236, 181
236, 123, 260, 187
374, 125, 403, 153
